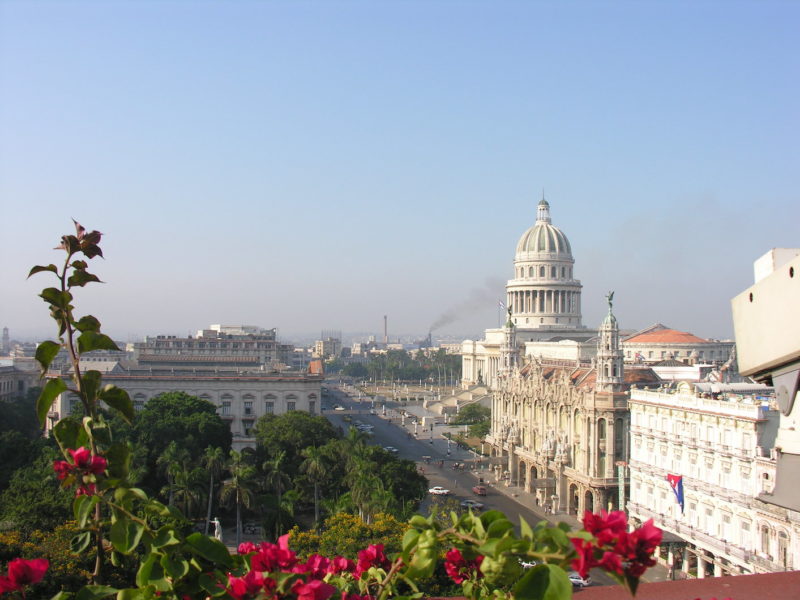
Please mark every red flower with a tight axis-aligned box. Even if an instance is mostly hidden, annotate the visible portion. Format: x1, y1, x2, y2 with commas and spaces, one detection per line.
354, 544, 390, 578
227, 570, 268, 600
250, 535, 298, 572
598, 551, 623, 575
291, 578, 337, 600
53, 460, 74, 480
2, 558, 49, 590
570, 538, 598, 579
294, 554, 331, 579
328, 556, 356, 575
341, 594, 374, 600
444, 548, 483, 584
582, 510, 628, 546
69, 447, 92, 468
238, 542, 257, 555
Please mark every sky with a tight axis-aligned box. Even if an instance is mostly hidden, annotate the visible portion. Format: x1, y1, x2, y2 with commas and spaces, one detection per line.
1, 0, 798, 344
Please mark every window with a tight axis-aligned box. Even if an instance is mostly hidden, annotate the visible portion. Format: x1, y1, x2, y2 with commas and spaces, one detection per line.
309, 401, 316, 414
265, 401, 274, 414
243, 420, 254, 436
221, 401, 231, 416
540, 266, 545, 277
287, 401, 296, 411
551, 266, 556, 278
561, 266, 565, 278
244, 401, 253, 416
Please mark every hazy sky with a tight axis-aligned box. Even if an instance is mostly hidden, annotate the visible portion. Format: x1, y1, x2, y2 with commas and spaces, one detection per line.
1, 1, 798, 344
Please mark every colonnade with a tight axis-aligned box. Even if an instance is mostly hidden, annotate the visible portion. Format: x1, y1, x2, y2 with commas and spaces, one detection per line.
507, 289, 580, 316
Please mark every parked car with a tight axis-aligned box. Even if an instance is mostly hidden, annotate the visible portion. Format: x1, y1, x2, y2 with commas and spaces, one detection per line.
383, 446, 398, 453
472, 485, 487, 496
334, 405, 345, 411
428, 486, 450, 495
460, 499, 484, 510
568, 573, 591, 588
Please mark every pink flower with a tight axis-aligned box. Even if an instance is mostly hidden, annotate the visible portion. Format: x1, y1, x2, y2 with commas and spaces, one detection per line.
227, 570, 268, 600
69, 447, 92, 468
291, 578, 337, 600
4, 558, 49, 589
53, 460, 74, 480
598, 551, 623, 575
327, 556, 356, 575
294, 554, 331, 579
341, 594, 374, 600
238, 542, 257, 555
355, 544, 390, 578
443, 548, 483, 584
250, 535, 298, 572
583, 510, 628, 546
570, 538, 598, 579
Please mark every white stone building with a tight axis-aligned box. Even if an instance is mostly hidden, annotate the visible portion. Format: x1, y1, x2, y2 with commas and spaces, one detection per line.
47, 368, 323, 451
623, 324, 735, 366
461, 197, 597, 390
627, 382, 799, 577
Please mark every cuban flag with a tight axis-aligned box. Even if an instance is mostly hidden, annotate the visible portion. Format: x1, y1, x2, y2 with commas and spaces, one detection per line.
498, 300, 506, 310
666, 474, 685, 513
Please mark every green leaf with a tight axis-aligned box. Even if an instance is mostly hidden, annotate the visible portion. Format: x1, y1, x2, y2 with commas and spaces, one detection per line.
68, 269, 102, 288
28, 264, 58, 278
184, 532, 233, 568
100, 385, 134, 423
512, 565, 549, 600
75, 585, 119, 600
136, 553, 169, 590
161, 553, 190, 580
486, 517, 514, 538
199, 573, 229, 597
115, 589, 149, 600
51, 592, 73, 600
520, 516, 534, 540
152, 526, 181, 549
111, 518, 145, 555
72, 260, 88, 270
74, 315, 102, 333
37, 377, 67, 426
35, 340, 61, 374
82, 370, 103, 406
105, 443, 131, 480
71, 531, 92, 553
53, 418, 86, 452
74, 495, 99, 527
77, 331, 120, 354
40, 287, 73, 309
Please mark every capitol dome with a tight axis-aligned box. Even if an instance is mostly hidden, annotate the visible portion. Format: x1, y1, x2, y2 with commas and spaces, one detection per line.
514, 199, 573, 259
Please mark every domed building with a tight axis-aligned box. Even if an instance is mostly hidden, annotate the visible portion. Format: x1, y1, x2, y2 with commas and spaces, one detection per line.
461, 196, 599, 389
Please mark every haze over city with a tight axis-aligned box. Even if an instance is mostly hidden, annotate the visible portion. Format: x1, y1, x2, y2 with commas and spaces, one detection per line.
1, 1, 797, 343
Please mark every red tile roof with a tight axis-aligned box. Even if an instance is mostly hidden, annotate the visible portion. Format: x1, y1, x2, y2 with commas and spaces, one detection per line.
624, 329, 710, 344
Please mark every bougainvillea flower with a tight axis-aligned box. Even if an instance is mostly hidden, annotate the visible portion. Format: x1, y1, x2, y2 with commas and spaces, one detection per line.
598, 551, 623, 575
443, 548, 483, 584
237, 542, 257, 555
53, 460, 74, 480
69, 447, 92, 468
251, 537, 298, 572
294, 554, 331, 579
340, 594, 374, 600
291, 578, 337, 600
5, 558, 49, 588
582, 510, 628, 546
355, 544, 390, 578
570, 538, 598, 579
328, 556, 356, 575
227, 570, 267, 600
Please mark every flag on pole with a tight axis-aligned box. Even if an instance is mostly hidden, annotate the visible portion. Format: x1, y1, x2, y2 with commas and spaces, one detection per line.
666, 474, 684, 513
498, 300, 505, 310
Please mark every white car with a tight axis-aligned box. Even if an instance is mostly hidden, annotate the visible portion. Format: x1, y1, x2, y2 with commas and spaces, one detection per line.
334, 405, 345, 411
383, 446, 398, 453
568, 573, 591, 588
460, 499, 484, 510
428, 486, 450, 495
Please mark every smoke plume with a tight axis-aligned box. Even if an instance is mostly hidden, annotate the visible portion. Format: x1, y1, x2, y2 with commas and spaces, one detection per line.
429, 277, 505, 332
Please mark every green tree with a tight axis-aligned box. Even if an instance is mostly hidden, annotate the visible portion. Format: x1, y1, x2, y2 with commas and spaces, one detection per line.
300, 445, 327, 527
220, 450, 256, 547
262, 450, 292, 538
451, 403, 490, 425
253, 411, 337, 477
201, 446, 227, 535
133, 392, 232, 494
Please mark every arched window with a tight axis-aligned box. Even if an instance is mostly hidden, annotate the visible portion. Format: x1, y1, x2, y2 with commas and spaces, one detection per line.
528, 266, 533, 277
540, 266, 545, 277
561, 266, 565, 278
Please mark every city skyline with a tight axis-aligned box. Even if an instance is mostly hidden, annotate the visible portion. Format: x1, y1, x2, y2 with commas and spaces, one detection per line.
2, 2, 798, 342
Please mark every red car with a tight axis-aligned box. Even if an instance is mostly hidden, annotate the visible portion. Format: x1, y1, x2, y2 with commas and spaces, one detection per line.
472, 485, 487, 496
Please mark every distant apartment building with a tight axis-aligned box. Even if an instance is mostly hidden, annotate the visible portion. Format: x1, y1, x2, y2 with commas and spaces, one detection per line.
47, 367, 323, 451
132, 324, 292, 370
627, 382, 798, 577
313, 337, 341, 359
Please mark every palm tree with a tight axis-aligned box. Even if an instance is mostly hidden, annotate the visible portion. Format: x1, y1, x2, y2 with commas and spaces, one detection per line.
220, 450, 256, 546
320, 492, 355, 518
172, 464, 204, 517
262, 450, 291, 538
300, 446, 327, 527
156, 441, 190, 507
201, 446, 226, 535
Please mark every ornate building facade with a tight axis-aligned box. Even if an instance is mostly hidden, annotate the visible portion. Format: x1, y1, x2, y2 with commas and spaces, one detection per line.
486, 296, 661, 514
